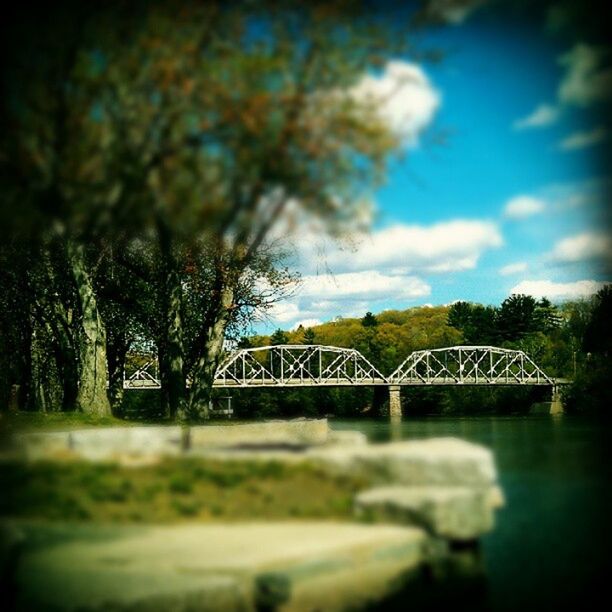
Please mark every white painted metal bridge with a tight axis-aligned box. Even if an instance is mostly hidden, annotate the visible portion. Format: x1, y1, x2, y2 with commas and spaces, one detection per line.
389, 345, 554, 386
123, 344, 555, 389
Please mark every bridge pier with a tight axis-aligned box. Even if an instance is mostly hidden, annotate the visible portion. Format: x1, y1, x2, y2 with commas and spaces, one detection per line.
550, 385, 564, 415
389, 385, 402, 420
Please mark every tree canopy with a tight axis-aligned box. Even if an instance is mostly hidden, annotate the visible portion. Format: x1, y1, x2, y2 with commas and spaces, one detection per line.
1, 0, 429, 419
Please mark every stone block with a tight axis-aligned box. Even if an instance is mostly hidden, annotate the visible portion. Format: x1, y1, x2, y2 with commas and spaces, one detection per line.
15, 427, 184, 462
189, 418, 329, 450
14, 431, 74, 461
312, 438, 497, 488
69, 426, 184, 461
355, 485, 496, 541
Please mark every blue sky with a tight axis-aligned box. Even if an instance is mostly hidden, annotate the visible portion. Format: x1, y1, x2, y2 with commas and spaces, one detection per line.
260, 3, 611, 332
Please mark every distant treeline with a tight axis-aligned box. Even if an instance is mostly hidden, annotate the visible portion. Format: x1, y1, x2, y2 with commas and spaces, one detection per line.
227, 287, 612, 417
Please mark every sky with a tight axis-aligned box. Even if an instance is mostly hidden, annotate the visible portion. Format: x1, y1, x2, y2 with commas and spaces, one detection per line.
259, 1, 612, 333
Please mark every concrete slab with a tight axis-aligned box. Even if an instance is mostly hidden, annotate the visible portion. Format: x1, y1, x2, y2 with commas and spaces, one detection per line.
311, 437, 497, 487
355, 485, 496, 540
12, 521, 425, 611
190, 419, 329, 450
14, 426, 184, 462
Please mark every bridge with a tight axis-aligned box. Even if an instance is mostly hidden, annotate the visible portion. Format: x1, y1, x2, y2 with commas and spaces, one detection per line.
389, 345, 553, 386
124, 344, 564, 416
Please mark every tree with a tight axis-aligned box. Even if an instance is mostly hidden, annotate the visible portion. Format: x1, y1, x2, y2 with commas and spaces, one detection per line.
583, 285, 612, 355
270, 329, 290, 346
447, 301, 473, 335
1, 1, 434, 419
563, 285, 612, 414
497, 294, 539, 341
236, 336, 253, 349
95, 0, 420, 418
303, 328, 316, 345
534, 298, 562, 333
361, 312, 379, 328
447, 301, 498, 345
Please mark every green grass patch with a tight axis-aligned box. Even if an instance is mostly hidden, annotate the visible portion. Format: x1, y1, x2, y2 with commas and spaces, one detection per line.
0, 411, 133, 435
0, 458, 367, 524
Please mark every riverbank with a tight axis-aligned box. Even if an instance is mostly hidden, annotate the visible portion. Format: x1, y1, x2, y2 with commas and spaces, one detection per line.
1, 419, 503, 610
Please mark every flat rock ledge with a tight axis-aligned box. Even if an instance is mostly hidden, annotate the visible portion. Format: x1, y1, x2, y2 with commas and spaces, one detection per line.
355, 485, 503, 541
9, 419, 336, 462
3, 425, 504, 610
7, 521, 426, 612
310, 437, 497, 488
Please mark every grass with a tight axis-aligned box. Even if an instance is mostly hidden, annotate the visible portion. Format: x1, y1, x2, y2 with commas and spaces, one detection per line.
0, 458, 368, 523
0, 411, 133, 435
0, 409, 284, 436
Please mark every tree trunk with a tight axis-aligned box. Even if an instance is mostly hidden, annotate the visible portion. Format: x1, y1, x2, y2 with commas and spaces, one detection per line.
30, 321, 63, 412
66, 240, 111, 417
187, 285, 234, 419
164, 278, 185, 418
107, 329, 128, 415
47, 304, 78, 411
157, 219, 186, 419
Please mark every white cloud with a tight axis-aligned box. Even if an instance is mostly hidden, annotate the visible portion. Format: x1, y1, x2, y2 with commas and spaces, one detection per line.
503, 195, 546, 219
499, 262, 528, 276
514, 103, 560, 130
300, 220, 502, 275
510, 279, 607, 300
290, 319, 322, 331
516, 45, 611, 138
268, 271, 431, 327
550, 232, 612, 263
558, 44, 612, 107
267, 301, 301, 324
559, 126, 608, 151
268, 216, 502, 328
351, 61, 440, 146
300, 271, 430, 301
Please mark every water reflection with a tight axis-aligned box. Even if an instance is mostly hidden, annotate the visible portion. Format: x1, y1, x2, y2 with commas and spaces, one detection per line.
389, 415, 403, 441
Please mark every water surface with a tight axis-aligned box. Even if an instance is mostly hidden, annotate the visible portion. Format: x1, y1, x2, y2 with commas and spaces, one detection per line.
333, 416, 610, 610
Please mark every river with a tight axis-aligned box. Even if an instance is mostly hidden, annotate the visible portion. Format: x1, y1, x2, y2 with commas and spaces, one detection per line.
333, 415, 610, 610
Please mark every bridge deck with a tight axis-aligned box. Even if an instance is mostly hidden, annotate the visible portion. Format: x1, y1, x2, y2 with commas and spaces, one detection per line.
124, 378, 562, 389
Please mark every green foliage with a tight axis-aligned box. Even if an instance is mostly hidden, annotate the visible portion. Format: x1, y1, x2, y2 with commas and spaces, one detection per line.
447, 295, 562, 347
270, 329, 289, 346
361, 312, 379, 327
448, 302, 498, 344
237, 288, 611, 416
302, 328, 316, 345
497, 294, 540, 340
583, 285, 612, 354
1, 0, 418, 419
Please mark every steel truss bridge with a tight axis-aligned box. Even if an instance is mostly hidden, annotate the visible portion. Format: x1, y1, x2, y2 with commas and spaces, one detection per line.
124, 344, 556, 390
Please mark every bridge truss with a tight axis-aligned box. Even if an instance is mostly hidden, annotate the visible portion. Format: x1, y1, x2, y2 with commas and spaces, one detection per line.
123, 345, 556, 389
389, 345, 554, 386
214, 345, 387, 387
124, 354, 160, 389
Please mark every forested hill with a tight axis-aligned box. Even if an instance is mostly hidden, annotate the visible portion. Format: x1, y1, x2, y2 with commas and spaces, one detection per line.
247, 305, 461, 376
231, 289, 611, 416
245, 295, 580, 378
